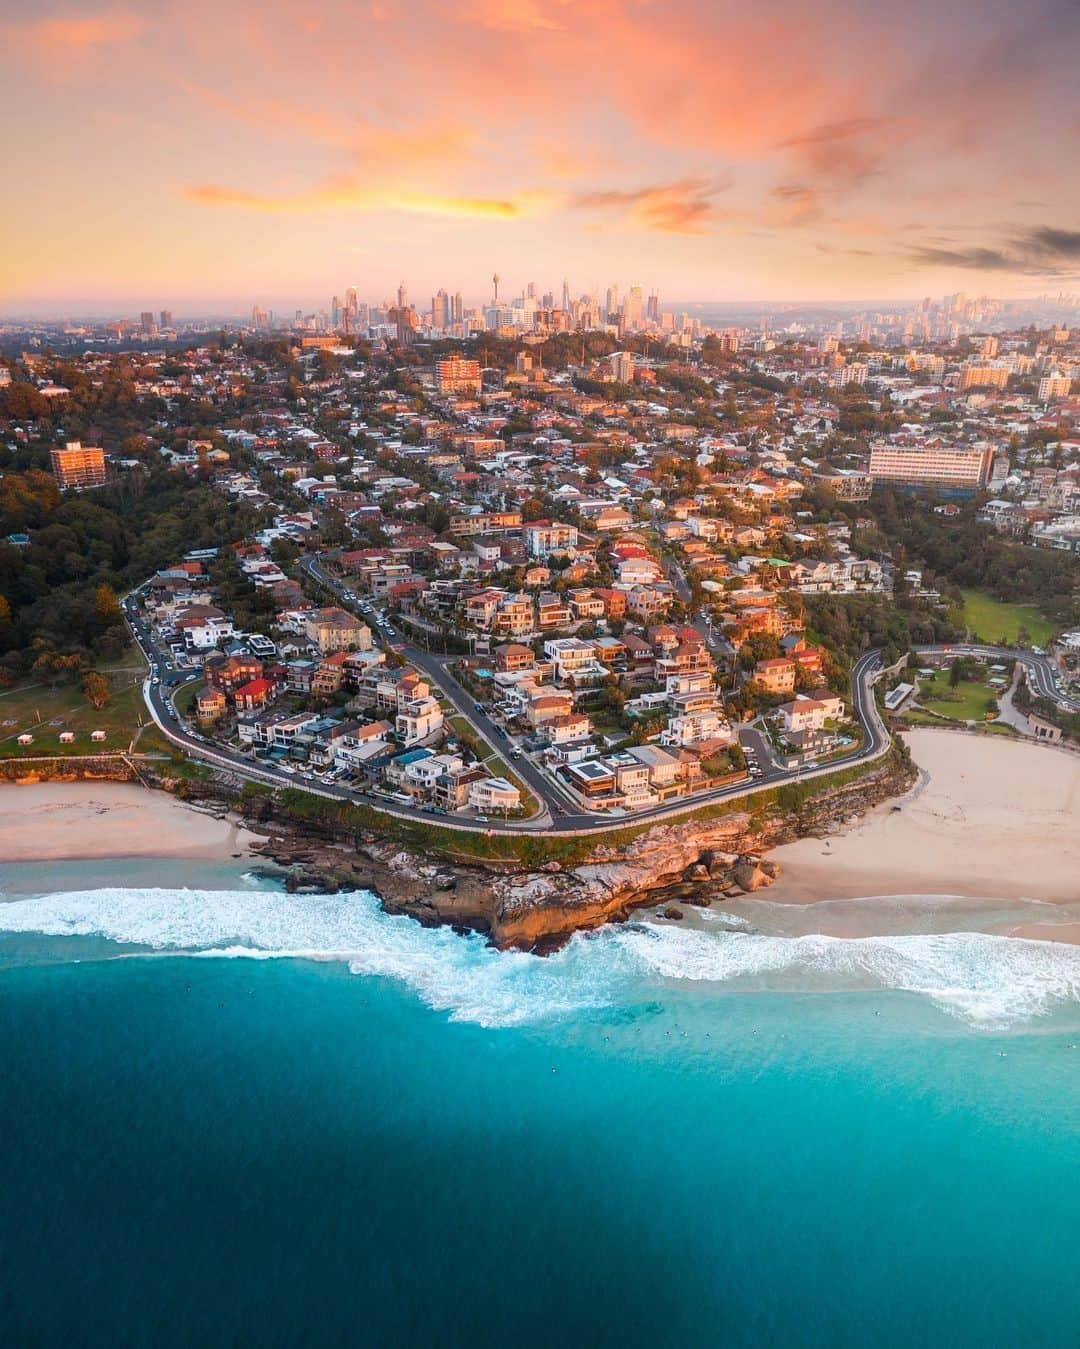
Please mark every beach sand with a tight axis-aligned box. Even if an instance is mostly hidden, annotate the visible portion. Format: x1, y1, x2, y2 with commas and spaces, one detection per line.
0, 782, 260, 863
764, 729, 1080, 912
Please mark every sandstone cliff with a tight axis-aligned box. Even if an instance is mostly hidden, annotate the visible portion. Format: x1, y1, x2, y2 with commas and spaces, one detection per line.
237, 753, 916, 952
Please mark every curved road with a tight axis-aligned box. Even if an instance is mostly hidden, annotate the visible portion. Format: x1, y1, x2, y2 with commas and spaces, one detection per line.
128, 580, 892, 836
914, 644, 1079, 713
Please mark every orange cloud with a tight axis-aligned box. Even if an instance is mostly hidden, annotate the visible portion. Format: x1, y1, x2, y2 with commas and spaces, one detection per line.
11, 7, 143, 56
573, 179, 732, 233
186, 178, 548, 220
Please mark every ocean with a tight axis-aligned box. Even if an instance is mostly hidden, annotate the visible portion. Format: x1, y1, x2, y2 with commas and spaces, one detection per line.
1, 858, 1078, 1348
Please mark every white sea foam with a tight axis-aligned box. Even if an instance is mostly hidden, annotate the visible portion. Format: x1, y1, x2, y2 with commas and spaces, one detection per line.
0, 887, 619, 1028
614, 925, 1080, 1028
1, 886, 1077, 1030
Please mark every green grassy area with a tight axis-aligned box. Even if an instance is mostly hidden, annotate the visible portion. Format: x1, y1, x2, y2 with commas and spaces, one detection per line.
915, 667, 1003, 722
172, 681, 201, 716
957, 589, 1056, 648
0, 658, 151, 758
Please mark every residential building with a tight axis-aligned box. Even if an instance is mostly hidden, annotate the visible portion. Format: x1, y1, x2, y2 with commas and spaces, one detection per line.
868, 443, 995, 490
304, 607, 373, 654
50, 441, 106, 490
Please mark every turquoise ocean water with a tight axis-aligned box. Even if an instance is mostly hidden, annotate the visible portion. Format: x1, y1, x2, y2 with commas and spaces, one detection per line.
0, 857, 1078, 1348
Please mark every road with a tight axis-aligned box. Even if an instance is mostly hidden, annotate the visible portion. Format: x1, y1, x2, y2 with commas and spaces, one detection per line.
914, 644, 1079, 714
128, 567, 893, 836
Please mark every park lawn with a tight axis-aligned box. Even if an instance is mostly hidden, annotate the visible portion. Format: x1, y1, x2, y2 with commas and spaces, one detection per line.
957, 589, 1056, 648
0, 659, 151, 758
917, 667, 1002, 722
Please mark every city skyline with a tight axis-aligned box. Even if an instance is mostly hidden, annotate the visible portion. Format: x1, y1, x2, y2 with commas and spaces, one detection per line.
5, 0, 1080, 312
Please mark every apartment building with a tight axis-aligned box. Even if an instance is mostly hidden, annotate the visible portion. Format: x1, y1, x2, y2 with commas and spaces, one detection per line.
304, 607, 372, 654
50, 441, 106, 490
524, 520, 579, 558
868, 442, 995, 490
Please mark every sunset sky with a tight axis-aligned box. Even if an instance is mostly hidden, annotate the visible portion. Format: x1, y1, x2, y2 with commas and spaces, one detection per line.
6, 0, 1080, 314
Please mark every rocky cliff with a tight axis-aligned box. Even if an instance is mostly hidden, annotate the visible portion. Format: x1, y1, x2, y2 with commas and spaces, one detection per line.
233, 752, 916, 952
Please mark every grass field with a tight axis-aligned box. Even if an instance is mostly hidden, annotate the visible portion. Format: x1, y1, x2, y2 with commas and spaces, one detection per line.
957, 589, 1056, 648
915, 666, 1003, 722
0, 657, 151, 758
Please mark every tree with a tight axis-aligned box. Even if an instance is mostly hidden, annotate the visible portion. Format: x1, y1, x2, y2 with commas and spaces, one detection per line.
93, 582, 122, 628
81, 670, 111, 709
949, 658, 961, 688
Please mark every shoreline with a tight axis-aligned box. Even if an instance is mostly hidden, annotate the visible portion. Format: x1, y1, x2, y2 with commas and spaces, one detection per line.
0, 782, 261, 864
760, 729, 1079, 927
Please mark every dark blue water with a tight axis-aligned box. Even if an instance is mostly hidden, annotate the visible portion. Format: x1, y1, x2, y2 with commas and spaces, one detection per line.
1, 868, 1078, 1348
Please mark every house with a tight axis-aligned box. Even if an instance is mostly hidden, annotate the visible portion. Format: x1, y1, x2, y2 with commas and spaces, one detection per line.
467, 776, 522, 812
175, 606, 236, 651
205, 653, 264, 694
91, 730, 107, 743
494, 643, 535, 673
59, 731, 75, 744
16, 733, 33, 746
234, 677, 275, 714
754, 657, 797, 695
304, 607, 372, 655
311, 652, 350, 697
197, 688, 228, 722
543, 712, 593, 745
777, 692, 844, 734
396, 694, 444, 747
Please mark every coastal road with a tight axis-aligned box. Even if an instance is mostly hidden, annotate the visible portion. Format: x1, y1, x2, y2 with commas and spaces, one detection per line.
129, 571, 892, 836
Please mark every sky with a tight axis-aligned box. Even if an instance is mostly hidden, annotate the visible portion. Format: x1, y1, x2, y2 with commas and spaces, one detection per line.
5, 0, 1080, 315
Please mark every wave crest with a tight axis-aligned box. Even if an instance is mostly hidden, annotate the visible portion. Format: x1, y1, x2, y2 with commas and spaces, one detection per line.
1, 887, 1077, 1029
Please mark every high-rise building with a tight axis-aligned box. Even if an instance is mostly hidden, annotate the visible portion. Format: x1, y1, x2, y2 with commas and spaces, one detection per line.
436, 356, 482, 396
451, 292, 463, 324
50, 441, 107, 490
160, 309, 173, 329
605, 284, 619, 320
620, 281, 644, 329
1038, 372, 1072, 402
561, 279, 571, 311
980, 335, 999, 358
432, 289, 450, 330
397, 282, 408, 310
868, 443, 995, 489
140, 311, 155, 333
331, 295, 342, 327
646, 292, 660, 323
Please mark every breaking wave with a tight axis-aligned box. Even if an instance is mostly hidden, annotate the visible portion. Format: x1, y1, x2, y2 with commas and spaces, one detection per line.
0, 886, 1077, 1030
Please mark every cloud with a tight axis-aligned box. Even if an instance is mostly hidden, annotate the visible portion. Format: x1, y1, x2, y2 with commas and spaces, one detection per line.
453, 0, 569, 31
186, 178, 546, 220
9, 6, 143, 68
571, 178, 732, 233
907, 226, 1080, 275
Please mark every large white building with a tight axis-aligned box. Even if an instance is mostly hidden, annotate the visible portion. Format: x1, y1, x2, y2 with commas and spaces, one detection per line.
868, 442, 995, 489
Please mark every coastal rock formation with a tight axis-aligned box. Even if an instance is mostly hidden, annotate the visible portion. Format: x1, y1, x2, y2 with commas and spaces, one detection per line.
188, 750, 917, 952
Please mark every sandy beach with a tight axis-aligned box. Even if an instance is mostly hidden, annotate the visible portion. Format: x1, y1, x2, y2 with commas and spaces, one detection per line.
765, 730, 1080, 916
0, 782, 260, 863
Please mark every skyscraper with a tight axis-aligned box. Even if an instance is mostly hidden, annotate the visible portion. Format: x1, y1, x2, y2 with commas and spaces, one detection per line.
397, 282, 408, 309
432, 289, 450, 330
452, 292, 463, 324
561, 279, 571, 311
160, 309, 173, 329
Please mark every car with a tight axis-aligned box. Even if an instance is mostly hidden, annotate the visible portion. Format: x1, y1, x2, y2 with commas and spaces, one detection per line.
474, 703, 484, 713
475, 815, 489, 823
